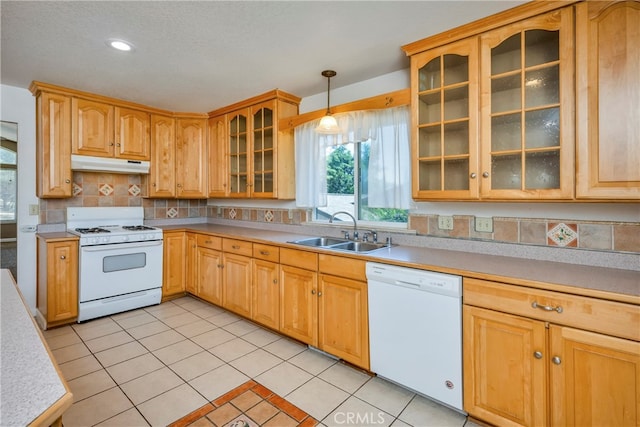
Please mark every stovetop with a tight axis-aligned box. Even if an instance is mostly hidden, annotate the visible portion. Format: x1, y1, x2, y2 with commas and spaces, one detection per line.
67, 207, 163, 246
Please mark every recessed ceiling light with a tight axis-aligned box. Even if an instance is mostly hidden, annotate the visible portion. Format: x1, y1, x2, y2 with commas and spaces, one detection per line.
107, 39, 134, 52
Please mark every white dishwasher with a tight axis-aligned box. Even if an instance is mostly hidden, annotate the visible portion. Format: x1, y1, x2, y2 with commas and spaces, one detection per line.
367, 262, 463, 411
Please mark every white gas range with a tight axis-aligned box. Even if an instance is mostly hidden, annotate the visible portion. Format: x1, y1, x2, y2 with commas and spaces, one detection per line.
67, 207, 163, 322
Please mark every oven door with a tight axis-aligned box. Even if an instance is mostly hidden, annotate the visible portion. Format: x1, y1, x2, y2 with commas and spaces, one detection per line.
79, 240, 163, 303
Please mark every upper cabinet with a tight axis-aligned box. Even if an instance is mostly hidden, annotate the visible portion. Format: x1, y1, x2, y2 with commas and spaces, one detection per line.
575, 1, 640, 199
33, 90, 73, 198
408, 6, 575, 201
175, 117, 208, 199
208, 90, 300, 199
72, 98, 150, 161
148, 114, 176, 198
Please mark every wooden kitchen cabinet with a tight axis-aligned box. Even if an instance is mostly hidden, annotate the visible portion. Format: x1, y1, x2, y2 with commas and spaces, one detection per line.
575, 1, 640, 199
185, 233, 197, 294
148, 114, 176, 197
194, 234, 223, 305
208, 114, 228, 197
175, 117, 208, 198
72, 99, 150, 161
208, 90, 300, 199
162, 231, 186, 299
222, 239, 253, 318
463, 277, 640, 427
252, 244, 280, 330
36, 235, 79, 329
279, 248, 318, 345
33, 90, 73, 198
406, 4, 575, 200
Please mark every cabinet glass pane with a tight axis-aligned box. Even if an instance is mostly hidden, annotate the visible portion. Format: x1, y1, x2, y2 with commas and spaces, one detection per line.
230, 175, 247, 193
525, 30, 559, 67
255, 172, 273, 193
444, 86, 469, 121
263, 128, 273, 150
443, 121, 469, 155
525, 107, 559, 149
443, 54, 468, 85
230, 115, 247, 133
492, 74, 521, 113
418, 125, 441, 157
491, 154, 522, 189
419, 57, 441, 91
444, 159, 469, 190
230, 154, 247, 174
418, 92, 441, 124
491, 33, 521, 75
525, 150, 560, 189
254, 150, 273, 172
525, 65, 559, 108
491, 113, 521, 151
418, 160, 441, 191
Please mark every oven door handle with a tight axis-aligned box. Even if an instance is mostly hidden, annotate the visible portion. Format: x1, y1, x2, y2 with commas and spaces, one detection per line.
81, 240, 163, 252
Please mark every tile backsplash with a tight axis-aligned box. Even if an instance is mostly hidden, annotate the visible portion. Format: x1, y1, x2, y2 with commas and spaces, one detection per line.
38, 172, 639, 254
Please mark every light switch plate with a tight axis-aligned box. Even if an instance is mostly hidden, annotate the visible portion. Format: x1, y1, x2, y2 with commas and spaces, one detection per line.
29, 204, 39, 215
438, 215, 454, 230
475, 217, 493, 233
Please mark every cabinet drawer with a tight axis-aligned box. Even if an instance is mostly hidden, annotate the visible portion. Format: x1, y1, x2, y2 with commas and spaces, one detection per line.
318, 254, 366, 282
253, 244, 279, 262
464, 278, 640, 341
196, 234, 222, 250
280, 248, 318, 270
223, 238, 252, 256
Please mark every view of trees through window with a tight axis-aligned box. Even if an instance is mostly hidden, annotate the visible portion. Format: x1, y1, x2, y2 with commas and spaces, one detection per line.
315, 141, 408, 224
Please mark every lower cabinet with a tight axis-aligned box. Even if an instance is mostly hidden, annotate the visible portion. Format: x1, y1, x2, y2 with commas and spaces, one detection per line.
252, 244, 280, 330
36, 235, 79, 329
162, 231, 186, 299
463, 278, 640, 427
222, 239, 253, 318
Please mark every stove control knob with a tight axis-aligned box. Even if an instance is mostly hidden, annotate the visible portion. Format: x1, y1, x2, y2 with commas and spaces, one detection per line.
123, 235, 129, 242
102, 236, 110, 243
90, 237, 98, 245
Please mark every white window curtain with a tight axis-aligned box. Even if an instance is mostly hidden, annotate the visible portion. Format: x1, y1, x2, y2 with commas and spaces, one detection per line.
295, 105, 411, 209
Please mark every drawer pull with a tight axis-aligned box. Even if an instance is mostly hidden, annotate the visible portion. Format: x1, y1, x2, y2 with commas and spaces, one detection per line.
232, 245, 241, 250
260, 250, 270, 256
533, 351, 543, 359
205, 240, 212, 244
531, 301, 563, 313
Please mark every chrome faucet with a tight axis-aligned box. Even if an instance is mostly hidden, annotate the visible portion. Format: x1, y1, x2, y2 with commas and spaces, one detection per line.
329, 211, 358, 240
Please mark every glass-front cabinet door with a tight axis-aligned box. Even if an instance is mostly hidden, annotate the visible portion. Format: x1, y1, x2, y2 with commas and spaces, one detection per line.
412, 38, 479, 199
479, 8, 574, 199
228, 108, 250, 197
251, 101, 275, 197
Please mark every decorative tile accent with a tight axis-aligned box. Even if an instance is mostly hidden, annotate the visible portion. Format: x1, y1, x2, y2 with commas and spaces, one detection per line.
128, 184, 141, 196
167, 207, 178, 218
99, 183, 114, 196
229, 208, 237, 220
73, 183, 83, 196
264, 210, 274, 223
547, 222, 578, 247
169, 380, 317, 427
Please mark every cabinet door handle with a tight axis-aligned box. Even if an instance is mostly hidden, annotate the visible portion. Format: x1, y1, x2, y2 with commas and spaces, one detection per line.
272, 279, 277, 284
109, 142, 115, 146
531, 301, 563, 313
311, 289, 316, 295
552, 356, 562, 365
65, 179, 71, 183
470, 172, 477, 179
318, 291, 322, 297
533, 351, 543, 359
482, 172, 489, 178
60, 255, 66, 260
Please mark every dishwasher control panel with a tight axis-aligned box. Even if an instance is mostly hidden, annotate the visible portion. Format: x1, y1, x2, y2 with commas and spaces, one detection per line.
366, 262, 461, 297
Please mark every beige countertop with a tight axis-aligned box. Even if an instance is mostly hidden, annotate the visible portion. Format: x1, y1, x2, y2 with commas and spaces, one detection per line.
159, 223, 640, 304
0, 269, 73, 426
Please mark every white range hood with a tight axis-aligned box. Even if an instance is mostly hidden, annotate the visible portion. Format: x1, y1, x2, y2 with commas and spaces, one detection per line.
71, 155, 150, 174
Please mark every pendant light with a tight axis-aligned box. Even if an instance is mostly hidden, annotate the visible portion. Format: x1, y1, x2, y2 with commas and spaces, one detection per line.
315, 70, 341, 134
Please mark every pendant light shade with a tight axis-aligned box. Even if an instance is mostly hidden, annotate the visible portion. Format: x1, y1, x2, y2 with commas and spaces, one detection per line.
315, 70, 341, 134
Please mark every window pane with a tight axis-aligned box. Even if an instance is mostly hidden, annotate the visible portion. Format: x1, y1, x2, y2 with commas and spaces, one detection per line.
0, 169, 16, 221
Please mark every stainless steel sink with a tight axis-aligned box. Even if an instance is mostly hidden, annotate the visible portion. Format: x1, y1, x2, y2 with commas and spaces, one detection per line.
329, 241, 388, 253
288, 236, 388, 253
289, 237, 349, 247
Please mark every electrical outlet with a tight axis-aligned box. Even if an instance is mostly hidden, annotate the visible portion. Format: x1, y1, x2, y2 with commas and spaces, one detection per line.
29, 204, 39, 215
438, 215, 454, 230
475, 217, 493, 233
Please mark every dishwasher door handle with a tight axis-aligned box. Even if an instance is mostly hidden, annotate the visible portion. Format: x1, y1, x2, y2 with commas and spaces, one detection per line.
395, 280, 422, 288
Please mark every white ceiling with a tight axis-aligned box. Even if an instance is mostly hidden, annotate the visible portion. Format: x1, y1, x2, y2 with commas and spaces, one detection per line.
1, 1, 525, 113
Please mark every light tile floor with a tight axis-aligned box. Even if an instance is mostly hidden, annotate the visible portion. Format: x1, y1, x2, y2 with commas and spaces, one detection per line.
44, 296, 475, 427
